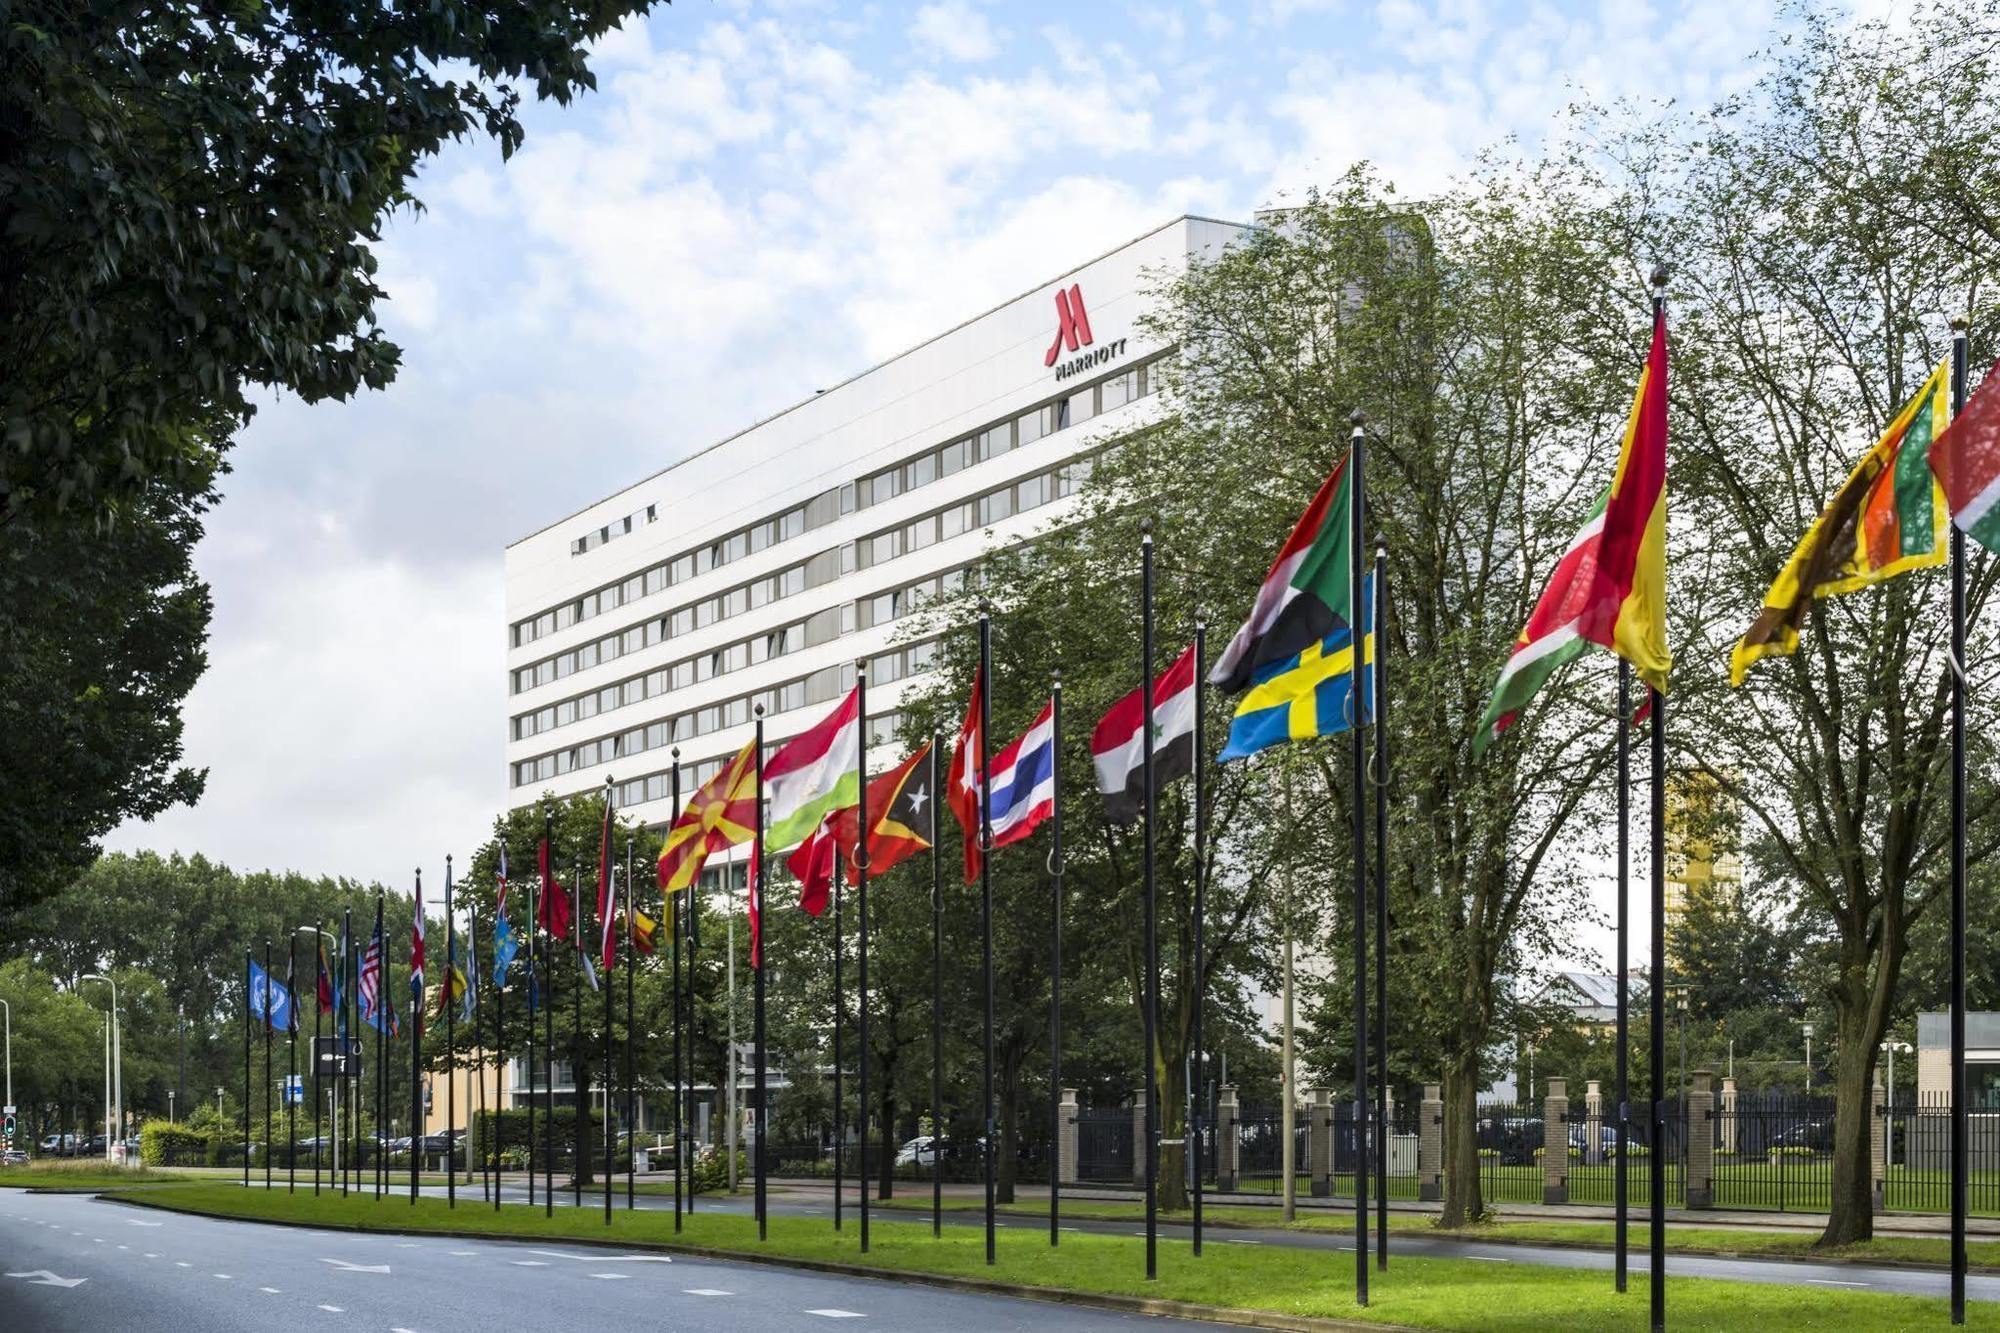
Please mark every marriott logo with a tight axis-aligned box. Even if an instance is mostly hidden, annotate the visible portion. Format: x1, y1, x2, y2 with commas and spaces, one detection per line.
1043, 283, 1126, 383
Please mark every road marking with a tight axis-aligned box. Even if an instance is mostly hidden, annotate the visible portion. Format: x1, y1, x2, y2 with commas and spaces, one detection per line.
128, 1220, 163, 1227
176, 1261, 191, 1268
214, 1273, 233, 1279
806, 1311, 865, 1319
448, 1250, 477, 1256
116, 1244, 127, 1250
590, 1273, 630, 1280
395, 1242, 418, 1248
143, 1253, 157, 1259
1810, 1279, 1869, 1287
260, 1286, 281, 1293
6, 1270, 88, 1288
684, 1288, 734, 1296
510, 1260, 549, 1267
319, 1258, 392, 1273
1469, 1256, 1509, 1263
316, 1304, 343, 1313
92, 1237, 104, 1243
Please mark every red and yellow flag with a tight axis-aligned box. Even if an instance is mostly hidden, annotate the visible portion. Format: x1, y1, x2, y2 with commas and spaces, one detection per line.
657, 739, 758, 894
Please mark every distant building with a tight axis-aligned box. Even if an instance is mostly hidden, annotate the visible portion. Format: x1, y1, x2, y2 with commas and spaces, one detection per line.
1665, 771, 1743, 961
1917, 1012, 2000, 1106
1536, 971, 1627, 1031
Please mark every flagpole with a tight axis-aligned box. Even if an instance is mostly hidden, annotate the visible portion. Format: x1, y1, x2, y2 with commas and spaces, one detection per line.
604, 777, 616, 1228
374, 890, 385, 1200
1192, 619, 1208, 1257
1140, 525, 1161, 1282
264, 937, 273, 1194
929, 732, 944, 1239
289, 931, 298, 1194
834, 847, 845, 1233
754, 704, 769, 1240
314, 920, 323, 1196
411, 867, 422, 1206
242, 948, 250, 1189
1347, 412, 1370, 1303
858, 660, 873, 1254
978, 604, 997, 1267
471, 896, 485, 1204
626, 833, 637, 1213
542, 809, 555, 1216
1049, 669, 1064, 1248
572, 851, 584, 1212
342, 909, 353, 1198
1372, 537, 1389, 1269
671, 752, 689, 1222
494, 873, 505, 1215
1950, 316, 1970, 1325
1647, 272, 1668, 1333
1616, 658, 1630, 1291
446, 854, 456, 1210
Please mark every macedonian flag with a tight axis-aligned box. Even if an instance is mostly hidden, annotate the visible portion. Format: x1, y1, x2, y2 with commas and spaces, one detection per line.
657, 738, 758, 894
1730, 357, 1950, 685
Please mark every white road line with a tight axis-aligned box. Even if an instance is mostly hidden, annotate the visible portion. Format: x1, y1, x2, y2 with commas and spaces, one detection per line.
260, 1286, 281, 1293
684, 1288, 734, 1296
116, 1245, 127, 1250
175, 1261, 191, 1268
806, 1310, 866, 1319
214, 1273, 232, 1280
1468, 1256, 1509, 1263
590, 1273, 630, 1280
1809, 1279, 1869, 1287
142, 1253, 157, 1259
395, 1242, 418, 1248
92, 1237, 104, 1243
510, 1260, 549, 1267
316, 1304, 343, 1313
448, 1250, 477, 1256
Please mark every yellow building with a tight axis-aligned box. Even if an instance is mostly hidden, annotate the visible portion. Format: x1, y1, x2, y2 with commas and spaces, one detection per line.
1664, 771, 1742, 962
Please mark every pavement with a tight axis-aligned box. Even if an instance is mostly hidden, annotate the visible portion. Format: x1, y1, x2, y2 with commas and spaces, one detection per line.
0, 1187, 1206, 1332
228, 1172, 2000, 1301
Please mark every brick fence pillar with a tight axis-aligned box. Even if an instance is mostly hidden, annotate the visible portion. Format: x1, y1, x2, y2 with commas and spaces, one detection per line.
1542, 1078, 1569, 1204
1058, 1088, 1079, 1186
1720, 1076, 1738, 1156
1419, 1082, 1443, 1202
1216, 1086, 1240, 1192
1871, 1071, 1887, 1212
1584, 1079, 1604, 1165
1308, 1089, 1333, 1196
1131, 1089, 1148, 1189
1687, 1070, 1715, 1208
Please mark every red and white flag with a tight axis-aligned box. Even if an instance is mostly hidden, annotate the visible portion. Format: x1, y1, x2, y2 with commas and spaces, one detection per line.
1092, 641, 1198, 825
946, 666, 984, 883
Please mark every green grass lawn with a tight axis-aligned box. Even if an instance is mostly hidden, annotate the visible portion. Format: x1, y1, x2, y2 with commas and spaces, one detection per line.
101, 1182, 2000, 1331
0, 1161, 204, 1189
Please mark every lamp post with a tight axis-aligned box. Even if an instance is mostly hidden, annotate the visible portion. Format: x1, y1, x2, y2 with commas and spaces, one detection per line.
81, 974, 121, 1161
1883, 1039, 1913, 1169
0, 996, 12, 1114
1802, 1022, 1816, 1097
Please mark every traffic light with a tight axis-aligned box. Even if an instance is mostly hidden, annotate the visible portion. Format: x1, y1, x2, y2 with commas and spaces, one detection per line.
3, 1113, 15, 1142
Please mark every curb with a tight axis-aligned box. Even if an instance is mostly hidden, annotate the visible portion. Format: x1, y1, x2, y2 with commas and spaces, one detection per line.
99, 1191, 1413, 1333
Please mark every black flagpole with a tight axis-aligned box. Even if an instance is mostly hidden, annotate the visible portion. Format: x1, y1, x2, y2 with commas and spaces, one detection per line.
1049, 671, 1064, 1248
1141, 525, 1160, 1282
671, 867, 684, 1229
411, 868, 422, 1206
524, 822, 537, 1211
447, 854, 456, 1209
672, 752, 690, 1221
1193, 619, 1207, 1258
1616, 659, 1631, 1291
754, 705, 769, 1239
264, 937, 273, 1193
1348, 413, 1370, 1302
978, 606, 997, 1266
626, 833, 637, 1213
929, 734, 944, 1238
342, 909, 353, 1198
493, 877, 504, 1214
1951, 318, 1970, 1325
545, 824, 556, 1217
834, 848, 845, 1233
1648, 273, 1669, 1333
374, 890, 385, 1200
572, 851, 584, 1212
288, 932, 297, 1193
604, 779, 616, 1227
858, 661, 873, 1254
314, 920, 323, 1196
471, 893, 484, 1204
1373, 537, 1390, 1268
242, 948, 250, 1188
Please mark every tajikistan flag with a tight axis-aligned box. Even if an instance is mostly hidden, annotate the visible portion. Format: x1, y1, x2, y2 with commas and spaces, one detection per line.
765, 687, 862, 851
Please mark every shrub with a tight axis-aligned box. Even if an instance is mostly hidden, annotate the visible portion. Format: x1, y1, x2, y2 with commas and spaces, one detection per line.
689, 1147, 749, 1195
139, 1122, 211, 1167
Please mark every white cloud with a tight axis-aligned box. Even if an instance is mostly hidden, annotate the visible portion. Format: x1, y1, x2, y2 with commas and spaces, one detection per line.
910, 1, 1001, 63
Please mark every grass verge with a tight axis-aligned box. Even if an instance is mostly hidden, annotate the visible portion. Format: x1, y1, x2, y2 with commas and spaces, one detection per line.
101, 1182, 1997, 1331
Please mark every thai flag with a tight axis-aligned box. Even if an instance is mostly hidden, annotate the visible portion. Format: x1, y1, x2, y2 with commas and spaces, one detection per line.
988, 699, 1056, 849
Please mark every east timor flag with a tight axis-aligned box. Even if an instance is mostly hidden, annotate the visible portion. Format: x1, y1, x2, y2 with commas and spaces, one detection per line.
1731, 357, 1949, 684
837, 741, 935, 881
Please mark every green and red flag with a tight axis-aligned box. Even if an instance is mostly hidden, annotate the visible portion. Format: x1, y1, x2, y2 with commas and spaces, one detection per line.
1929, 356, 2000, 555
1731, 358, 1950, 683
1476, 305, 1670, 754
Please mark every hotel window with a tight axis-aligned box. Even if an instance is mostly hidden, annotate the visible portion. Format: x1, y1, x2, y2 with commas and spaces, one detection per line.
906, 515, 937, 551
981, 488, 1014, 525
977, 424, 1011, 462
909, 639, 938, 672
1018, 404, 1052, 447
940, 439, 971, 476
942, 501, 972, 541
907, 452, 936, 489
1017, 473, 1047, 511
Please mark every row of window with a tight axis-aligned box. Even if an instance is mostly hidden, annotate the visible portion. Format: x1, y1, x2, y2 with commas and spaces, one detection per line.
569, 502, 659, 557
510, 456, 1092, 697
516, 355, 1159, 646
514, 562, 970, 741
510, 643, 937, 790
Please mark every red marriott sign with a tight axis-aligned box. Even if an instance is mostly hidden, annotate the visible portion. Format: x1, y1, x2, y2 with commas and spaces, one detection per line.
1043, 283, 1127, 382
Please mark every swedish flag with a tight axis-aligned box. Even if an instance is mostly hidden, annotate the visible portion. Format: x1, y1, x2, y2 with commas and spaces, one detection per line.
1218, 575, 1374, 762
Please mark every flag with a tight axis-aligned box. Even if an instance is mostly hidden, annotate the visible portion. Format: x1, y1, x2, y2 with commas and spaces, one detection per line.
1218, 576, 1375, 762
494, 846, 521, 987
574, 870, 600, 994
1731, 357, 1951, 683
283, 950, 299, 1032
946, 667, 984, 883
658, 738, 758, 893
317, 940, 333, 1014
1210, 453, 1358, 694
747, 843, 763, 971
1929, 355, 2000, 554
247, 958, 294, 1032
460, 914, 479, 1026
536, 834, 572, 941
410, 874, 427, 1035
764, 688, 862, 851
596, 790, 617, 974
1093, 642, 1197, 821
437, 947, 467, 1024
627, 907, 659, 954
360, 919, 399, 1036
1475, 306, 1670, 753
335, 918, 350, 1040
791, 742, 936, 914
989, 700, 1057, 848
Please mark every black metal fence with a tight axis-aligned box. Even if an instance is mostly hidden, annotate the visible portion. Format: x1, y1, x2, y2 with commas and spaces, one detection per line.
1882, 1091, 2000, 1216
1076, 1108, 1135, 1185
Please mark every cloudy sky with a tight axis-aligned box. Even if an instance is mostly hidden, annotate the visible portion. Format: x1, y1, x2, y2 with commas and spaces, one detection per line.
110, 0, 1805, 964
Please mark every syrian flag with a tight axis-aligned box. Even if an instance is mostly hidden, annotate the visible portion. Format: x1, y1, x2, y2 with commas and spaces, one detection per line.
765, 688, 862, 851
1092, 641, 1197, 824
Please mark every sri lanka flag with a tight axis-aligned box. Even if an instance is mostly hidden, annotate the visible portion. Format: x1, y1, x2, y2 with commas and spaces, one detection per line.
1476, 305, 1669, 753
1212, 448, 1376, 762
1732, 357, 1950, 683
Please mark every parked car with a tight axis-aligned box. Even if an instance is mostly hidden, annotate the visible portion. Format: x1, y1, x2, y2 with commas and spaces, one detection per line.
38, 1134, 76, 1155
1771, 1120, 1834, 1153
1569, 1123, 1621, 1156
3, 1148, 30, 1165
84, 1134, 108, 1156
894, 1134, 945, 1167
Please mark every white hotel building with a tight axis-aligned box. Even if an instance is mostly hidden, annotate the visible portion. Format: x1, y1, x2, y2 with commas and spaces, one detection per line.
502, 216, 1246, 850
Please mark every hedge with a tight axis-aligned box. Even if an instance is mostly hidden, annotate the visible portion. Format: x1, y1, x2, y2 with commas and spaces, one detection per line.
140, 1123, 212, 1167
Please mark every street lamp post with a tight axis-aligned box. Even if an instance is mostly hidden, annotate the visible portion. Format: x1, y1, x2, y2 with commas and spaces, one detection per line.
1802, 1022, 1816, 1097
81, 974, 121, 1162
1884, 1039, 1913, 1169
0, 997, 12, 1114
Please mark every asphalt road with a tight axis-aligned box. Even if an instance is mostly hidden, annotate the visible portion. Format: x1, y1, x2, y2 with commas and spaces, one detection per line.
254, 1174, 2000, 1302
0, 1188, 1207, 1332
